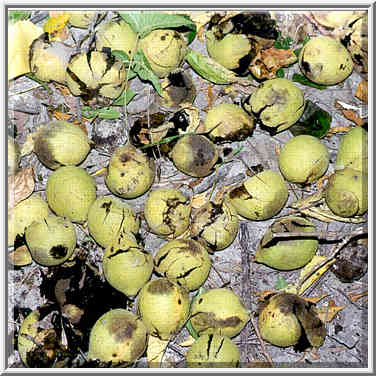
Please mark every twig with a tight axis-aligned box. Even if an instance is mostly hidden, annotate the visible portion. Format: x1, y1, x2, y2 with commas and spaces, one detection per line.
270, 231, 345, 241
297, 227, 366, 294
249, 314, 274, 367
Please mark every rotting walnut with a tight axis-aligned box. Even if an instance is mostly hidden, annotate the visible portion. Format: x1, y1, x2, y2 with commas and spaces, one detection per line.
154, 239, 211, 291
144, 188, 191, 238
105, 144, 155, 199
191, 200, 239, 251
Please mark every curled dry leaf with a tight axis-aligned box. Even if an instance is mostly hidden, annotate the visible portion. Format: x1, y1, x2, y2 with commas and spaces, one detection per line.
341, 109, 365, 127
249, 47, 297, 80
20, 133, 36, 157
146, 335, 169, 368
8, 21, 43, 80
355, 80, 368, 103
8, 168, 35, 211
313, 300, 345, 323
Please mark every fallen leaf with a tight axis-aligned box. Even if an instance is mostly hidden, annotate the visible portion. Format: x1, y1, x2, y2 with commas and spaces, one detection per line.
52, 111, 88, 134
54, 84, 72, 97
20, 133, 36, 157
326, 126, 353, 137
8, 168, 35, 211
302, 294, 328, 304
178, 336, 195, 347
355, 80, 368, 103
8, 21, 43, 80
191, 192, 209, 209
188, 177, 204, 189
147, 335, 169, 368
314, 300, 345, 323
348, 290, 368, 303
43, 13, 70, 41
91, 167, 107, 177
249, 47, 297, 80
255, 290, 278, 302
8, 246, 33, 266
207, 84, 215, 108
341, 109, 365, 127
297, 255, 336, 295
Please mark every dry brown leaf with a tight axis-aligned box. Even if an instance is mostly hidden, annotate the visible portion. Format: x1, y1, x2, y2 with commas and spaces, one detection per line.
249, 47, 297, 80
302, 294, 329, 304
191, 192, 209, 209
326, 126, 353, 137
314, 300, 345, 323
147, 336, 169, 367
8, 168, 35, 211
20, 133, 36, 157
316, 173, 332, 190
355, 80, 368, 103
341, 109, 365, 127
188, 177, 204, 189
255, 290, 277, 302
8, 21, 43, 80
348, 290, 368, 303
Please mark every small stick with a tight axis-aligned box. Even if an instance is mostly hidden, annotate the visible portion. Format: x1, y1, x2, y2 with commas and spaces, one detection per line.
297, 227, 366, 294
271, 231, 344, 241
249, 314, 274, 367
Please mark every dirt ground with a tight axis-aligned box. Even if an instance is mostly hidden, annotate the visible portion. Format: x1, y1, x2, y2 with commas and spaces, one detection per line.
7, 9, 368, 368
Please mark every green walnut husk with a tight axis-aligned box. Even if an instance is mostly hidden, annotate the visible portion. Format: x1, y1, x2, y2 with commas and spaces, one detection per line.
170, 134, 218, 178
190, 288, 249, 338
335, 127, 368, 174
137, 278, 190, 340
8, 137, 20, 176
66, 51, 126, 101
8, 194, 49, 246
203, 103, 255, 143
34, 120, 91, 170
299, 36, 354, 85
25, 215, 76, 266
255, 216, 318, 270
87, 195, 140, 248
103, 232, 153, 297
140, 29, 187, 78
18, 306, 61, 367
88, 309, 148, 366
69, 11, 102, 29
342, 16, 368, 74
186, 334, 240, 368
154, 239, 211, 291
206, 30, 251, 71
325, 167, 368, 217
244, 78, 305, 133
46, 166, 96, 223
105, 144, 155, 199
144, 188, 191, 238
96, 19, 138, 57
278, 135, 330, 184
157, 70, 196, 111
258, 292, 326, 348
191, 200, 239, 251
226, 169, 288, 221
29, 35, 73, 84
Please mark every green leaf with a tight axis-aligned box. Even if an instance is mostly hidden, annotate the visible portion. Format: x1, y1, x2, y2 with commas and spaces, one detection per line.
112, 49, 162, 96
185, 48, 240, 85
119, 11, 196, 39
185, 287, 205, 340
8, 10, 31, 23
276, 68, 285, 78
113, 89, 137, 106
274, 33, 293, 50
289, 100, 331, 138
217, 146, 244, 167
275, 275, 289, 290
82, 106, 120, 120
292, 73, 327, 90
140, 132, 196, 150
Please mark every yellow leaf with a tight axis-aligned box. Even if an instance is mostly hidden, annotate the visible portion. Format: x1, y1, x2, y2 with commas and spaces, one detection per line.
314, 300, 345, 323
43, 13, 70, 41
178, 336, 195, 347
20, 133, 36, 157
297, 255, 336, 295
147, 335, 169, 368
8, 21, 43, 80
91, 167, 107, 177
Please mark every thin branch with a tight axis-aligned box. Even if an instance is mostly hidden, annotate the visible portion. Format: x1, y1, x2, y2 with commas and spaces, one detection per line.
297, 227, 367, 294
